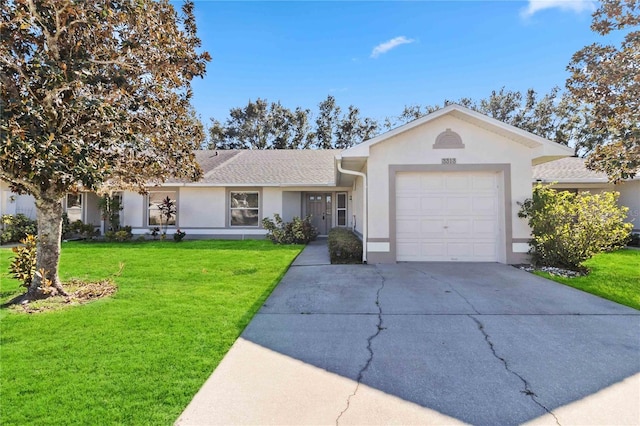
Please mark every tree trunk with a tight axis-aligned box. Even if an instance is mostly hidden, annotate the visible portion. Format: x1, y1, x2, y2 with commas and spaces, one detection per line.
28, 196, 68, 299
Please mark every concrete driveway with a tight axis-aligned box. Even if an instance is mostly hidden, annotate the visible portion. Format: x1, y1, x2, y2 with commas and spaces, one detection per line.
177, 257, 640, 425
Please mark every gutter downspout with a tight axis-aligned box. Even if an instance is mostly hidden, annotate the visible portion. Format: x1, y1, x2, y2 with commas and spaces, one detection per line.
336, 157, 367, 264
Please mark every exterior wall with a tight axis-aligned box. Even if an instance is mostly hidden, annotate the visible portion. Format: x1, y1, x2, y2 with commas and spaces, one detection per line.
352, 175, 364, 236
281, 192, 302, 222
262, 187, 283, 221
363, 114, 536, 264
122, 192, 144, 228
1, 181, 36, 219
617, 181, 640, 231
179, 187, 226, 228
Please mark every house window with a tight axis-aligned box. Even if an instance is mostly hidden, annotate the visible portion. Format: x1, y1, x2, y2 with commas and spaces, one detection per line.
148, 191, 177, 227
337, 192, 347, 227
66, 193, 83, 223
230, 191, 259, 227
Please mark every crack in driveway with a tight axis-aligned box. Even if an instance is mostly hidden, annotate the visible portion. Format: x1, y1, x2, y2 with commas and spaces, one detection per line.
335, 267, 386, 425
410, 266, 561, 425
469, 315, 561, 426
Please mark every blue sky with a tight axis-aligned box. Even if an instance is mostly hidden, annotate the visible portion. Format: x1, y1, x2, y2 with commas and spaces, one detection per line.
186, 1, 607, 125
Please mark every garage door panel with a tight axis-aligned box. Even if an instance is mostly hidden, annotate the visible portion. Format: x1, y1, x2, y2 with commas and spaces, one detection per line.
445, 175, 470, 190
420, 175, 445, 191
420, 196, 444, 213
396, 174, 421, 192
446, 219, 471, 235
473, 219, 496, 235
396, 196, 421, 213
420, 219, 446, 237
472, 196, 497, 214
445, 196, 472, 214
421, 242, 447, 258
472, 174, 497, 190
396, 172, 501, 262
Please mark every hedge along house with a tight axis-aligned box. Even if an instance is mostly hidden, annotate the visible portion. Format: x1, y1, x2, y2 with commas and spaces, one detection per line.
339, 104, 574, 264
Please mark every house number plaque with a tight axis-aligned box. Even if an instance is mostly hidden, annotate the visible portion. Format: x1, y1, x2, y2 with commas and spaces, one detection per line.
441, 158, 457, 165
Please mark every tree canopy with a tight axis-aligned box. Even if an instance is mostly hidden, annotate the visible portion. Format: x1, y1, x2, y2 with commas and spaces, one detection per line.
0, 0, 210, 298
566, 0, 640, 182
208, 95, 379, 150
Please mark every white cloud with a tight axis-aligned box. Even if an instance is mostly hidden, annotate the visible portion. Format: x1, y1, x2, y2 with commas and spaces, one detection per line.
521, 0, 597, 18
370, 36, 415, 59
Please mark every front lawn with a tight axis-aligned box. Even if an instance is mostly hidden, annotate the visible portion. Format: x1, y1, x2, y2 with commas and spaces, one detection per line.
535, 249, 640, 310
0, 240, 302, 425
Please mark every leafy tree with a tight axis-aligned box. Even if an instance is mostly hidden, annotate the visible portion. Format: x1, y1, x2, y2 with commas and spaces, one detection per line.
518, 184, 632, 270
0, 0, 210, 300
566, 0, 640, 182
313, 95, 342, 149
209, 95, 379, 150
335, 105, 379, 149
209, 99, 313, 149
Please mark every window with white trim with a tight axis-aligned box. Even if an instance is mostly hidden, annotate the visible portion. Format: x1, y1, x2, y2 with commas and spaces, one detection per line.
148, 191, 177, 227
230, 191, 259, 227
66, 193, 83, 223
337, 192, 347, 227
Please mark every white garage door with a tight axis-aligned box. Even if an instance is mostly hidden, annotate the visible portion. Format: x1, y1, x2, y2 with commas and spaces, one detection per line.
396, 172, 501, 262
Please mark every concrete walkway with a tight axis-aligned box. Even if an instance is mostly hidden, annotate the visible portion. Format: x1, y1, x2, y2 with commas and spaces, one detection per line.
176, 260, 640, 426
291, 238, 330, 266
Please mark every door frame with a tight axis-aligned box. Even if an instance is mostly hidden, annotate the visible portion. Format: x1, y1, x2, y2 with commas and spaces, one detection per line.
304, 192, 333, 235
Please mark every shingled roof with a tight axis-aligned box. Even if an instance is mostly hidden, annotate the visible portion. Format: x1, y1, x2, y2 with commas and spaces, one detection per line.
185, 149, 342, 186
532, 157, 611, 183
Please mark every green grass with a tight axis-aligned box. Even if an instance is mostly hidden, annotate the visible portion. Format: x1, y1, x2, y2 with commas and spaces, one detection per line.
0, 240, 302, 425
535, 249, 640, 310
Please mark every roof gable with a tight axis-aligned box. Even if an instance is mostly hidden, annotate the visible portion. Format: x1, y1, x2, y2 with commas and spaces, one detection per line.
340, 104, 573, 161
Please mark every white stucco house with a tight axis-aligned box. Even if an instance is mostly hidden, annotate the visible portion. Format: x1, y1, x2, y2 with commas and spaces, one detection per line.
2, 105, 638, 263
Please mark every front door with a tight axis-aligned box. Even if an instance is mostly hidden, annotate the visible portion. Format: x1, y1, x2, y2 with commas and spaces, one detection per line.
306, 193, 332, 235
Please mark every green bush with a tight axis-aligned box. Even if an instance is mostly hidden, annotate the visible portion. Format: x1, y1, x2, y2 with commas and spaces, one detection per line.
518, 184, 632, 270
629, 233, 640, 247
1, 214, 37, 244
9, 234, 37, 288
67, 220, 98, 240
173, 229, 186, 242
262, 214, 318, 244
106, 226, 133, 242
328, 228, 362, 264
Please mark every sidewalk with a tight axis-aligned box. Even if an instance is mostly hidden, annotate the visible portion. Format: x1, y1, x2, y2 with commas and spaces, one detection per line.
291, 238, 330, 266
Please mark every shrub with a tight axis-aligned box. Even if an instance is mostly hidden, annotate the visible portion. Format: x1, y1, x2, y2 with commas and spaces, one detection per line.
173, 229, 186, 242
68, 220, 98, 240
518, 184, 632, 270
1, 214, 37, 244
9, 234, 37, 288
328, 228, 362, 264
629, 233, 640, 247
149, 227, 161, 240
262, 214, 318, 244
106, 226, 132, 242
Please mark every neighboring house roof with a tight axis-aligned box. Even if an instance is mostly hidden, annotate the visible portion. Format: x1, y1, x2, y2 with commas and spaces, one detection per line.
339, 104, 574, 164
168, 149, 343, 187
532, 157, 614, 184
